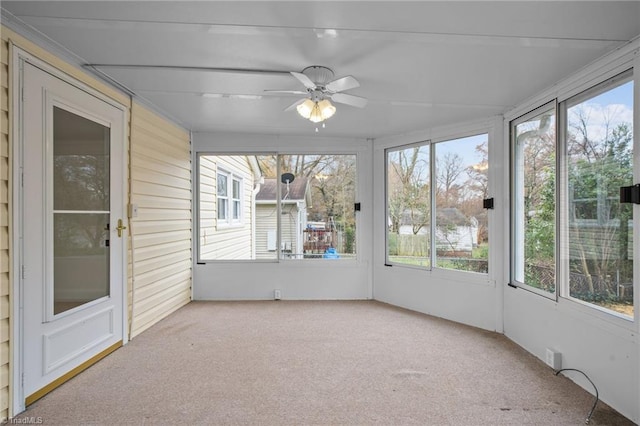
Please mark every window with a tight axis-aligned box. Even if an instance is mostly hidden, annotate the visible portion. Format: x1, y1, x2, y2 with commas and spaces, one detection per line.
511, 70, 635, 319
386, 134, 490, 273
386, 143, 431, 268
216, 172, 228, 221
434, 134, 489, 273
511, 103, 557, 294
216, 171, 242, 224
562, 73, 634, 317
198, 153, 357, 261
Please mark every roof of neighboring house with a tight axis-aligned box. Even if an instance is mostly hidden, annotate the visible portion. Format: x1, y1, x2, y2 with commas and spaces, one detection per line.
256, 178, 309, 202
437, 208, 471, 226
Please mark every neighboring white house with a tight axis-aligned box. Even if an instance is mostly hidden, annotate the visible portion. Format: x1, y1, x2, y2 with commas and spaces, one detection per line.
396, 207, 479, 253
255, 178, 310, 259
434, 208, 479, 253
199, 155, 262, 260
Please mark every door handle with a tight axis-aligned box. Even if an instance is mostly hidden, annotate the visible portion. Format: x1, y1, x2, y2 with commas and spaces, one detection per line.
116, 219, 127, 237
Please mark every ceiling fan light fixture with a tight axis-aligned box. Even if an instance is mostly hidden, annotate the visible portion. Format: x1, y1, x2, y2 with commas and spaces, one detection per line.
296, 99, 315, 119
299, 99, 336, 123
318, 99, 336, 119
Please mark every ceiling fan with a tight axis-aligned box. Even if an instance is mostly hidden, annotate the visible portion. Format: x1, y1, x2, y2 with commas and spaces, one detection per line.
265, 66, 368, 123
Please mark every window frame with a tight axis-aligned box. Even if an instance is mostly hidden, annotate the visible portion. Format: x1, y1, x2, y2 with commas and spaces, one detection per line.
384, 140, 432, 270
558, 69, 635, 320
216, 168, 243, 227
196, 151, 360, 263
384, 130, 492, 277
432, 133, 490, 275
509, 100, 559, 300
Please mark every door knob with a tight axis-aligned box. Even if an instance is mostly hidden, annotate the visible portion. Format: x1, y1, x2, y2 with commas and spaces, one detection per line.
116, 219, 127, 237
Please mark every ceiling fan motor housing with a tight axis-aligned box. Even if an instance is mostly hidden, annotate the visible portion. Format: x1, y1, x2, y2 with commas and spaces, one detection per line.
302, 66, 335, 87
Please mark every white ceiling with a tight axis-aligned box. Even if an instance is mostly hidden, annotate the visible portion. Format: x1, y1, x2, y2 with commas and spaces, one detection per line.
3, 1, 640, 139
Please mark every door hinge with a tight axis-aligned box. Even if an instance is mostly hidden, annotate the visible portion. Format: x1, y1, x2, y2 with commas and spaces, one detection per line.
21, 265, 25, 279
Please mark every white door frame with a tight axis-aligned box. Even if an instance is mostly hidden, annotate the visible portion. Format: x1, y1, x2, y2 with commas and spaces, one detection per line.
10, 45, 129, 415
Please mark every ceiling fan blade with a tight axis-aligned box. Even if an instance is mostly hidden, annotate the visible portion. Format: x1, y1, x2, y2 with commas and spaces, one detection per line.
330, 93, 368, 108
291, 72, 317, 90
264, 90, 308, 95
284, 98, 306, 111
326, 75, 360, 93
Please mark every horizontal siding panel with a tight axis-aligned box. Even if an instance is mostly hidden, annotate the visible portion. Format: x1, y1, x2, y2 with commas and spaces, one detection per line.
1, 112, 7, 135
0, 64, 6, 89
1, 87, 7, 112
135, 207, 191, 222
0, 341, 7, 365
0, 157, 7, 179
133, 257, 190, 281
1, 133, 8, 158
134, 262, 191, 290
130, 219, 191, 235
132, 168, 191, 191
132, 104, 189, 142
0, 317, 7, 342
132, 180, 191, 201
0, 181, 6, 204
132, 229, 191, 249
135, 281, 190, 317
0, 296, 6, 320
134, 272, 191, 307
0, 365, 7, 397
131, 154, 191, 181
131, 289, 190, 338
133, 251, 191, 276
0, 273, 8, 297
0, 205, 6, 227
0, 40, 8, 65
0, 228, 6, 250
134, 240, 191, 262
133, 194, 191, 211
132, 121, 189, 156
0, 250, 7, 274
131, 131, 191, 167
131, 140, 191, 173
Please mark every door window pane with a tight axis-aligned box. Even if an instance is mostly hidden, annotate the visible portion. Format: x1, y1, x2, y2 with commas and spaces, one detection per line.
54, 213, 109, 314
53, 107, 110, 314
512, 105, 556, 293
565, 77, 634, 317
386, 145, 430, 268
434, 134, 489, 273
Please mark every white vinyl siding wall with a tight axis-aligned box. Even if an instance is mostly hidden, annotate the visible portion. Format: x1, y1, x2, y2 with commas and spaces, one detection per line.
199, 155, 254, 260
255, 203, 298, 259
129, 102, 191, 337
1, 36, 10, 421
255, 204, 277, 259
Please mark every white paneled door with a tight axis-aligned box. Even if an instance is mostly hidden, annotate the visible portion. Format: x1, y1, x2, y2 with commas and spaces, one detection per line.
20, 61, 125, 405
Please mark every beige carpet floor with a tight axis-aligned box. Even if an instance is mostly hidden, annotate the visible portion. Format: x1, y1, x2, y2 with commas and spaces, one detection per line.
16, 301, 633, 425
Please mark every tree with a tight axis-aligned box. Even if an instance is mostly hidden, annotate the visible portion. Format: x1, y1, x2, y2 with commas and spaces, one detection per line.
387, 147, 430, 235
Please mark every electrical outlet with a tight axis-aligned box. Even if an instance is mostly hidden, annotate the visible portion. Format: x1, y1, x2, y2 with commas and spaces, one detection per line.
545, 348, 562, 370
274, 289, 281, 300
